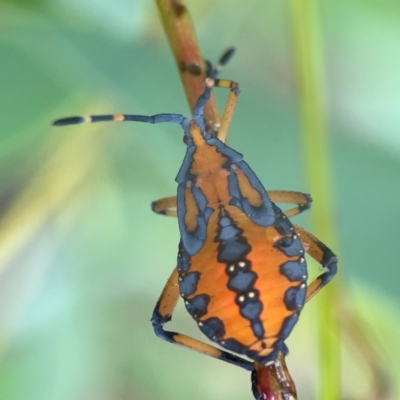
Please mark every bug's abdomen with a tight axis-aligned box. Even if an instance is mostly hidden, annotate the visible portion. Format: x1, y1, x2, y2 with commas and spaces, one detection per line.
177, 205, 307, 363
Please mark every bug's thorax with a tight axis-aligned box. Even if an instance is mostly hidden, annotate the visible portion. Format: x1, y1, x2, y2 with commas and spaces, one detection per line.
187, 121, 231, 207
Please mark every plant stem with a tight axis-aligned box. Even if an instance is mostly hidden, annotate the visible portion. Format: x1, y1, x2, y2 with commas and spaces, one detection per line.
155, 0, 220, 132
288, 0, 341, 398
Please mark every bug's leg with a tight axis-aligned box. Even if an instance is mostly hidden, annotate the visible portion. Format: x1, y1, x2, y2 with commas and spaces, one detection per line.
267, 190, 312, 218
292, 224, 337, 302
209, 78, 240, 143
193, 48, 239, 140
151, 268, 253, 371
151, 196, 177, 217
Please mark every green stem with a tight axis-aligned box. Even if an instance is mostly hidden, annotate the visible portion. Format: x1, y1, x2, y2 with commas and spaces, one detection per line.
288, 0, 341, 398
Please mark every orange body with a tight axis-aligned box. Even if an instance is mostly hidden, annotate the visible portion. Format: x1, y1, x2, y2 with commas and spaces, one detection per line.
177, 125, 307, 363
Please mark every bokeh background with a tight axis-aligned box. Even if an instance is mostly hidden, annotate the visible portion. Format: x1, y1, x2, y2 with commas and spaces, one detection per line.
0, 0, 399, 399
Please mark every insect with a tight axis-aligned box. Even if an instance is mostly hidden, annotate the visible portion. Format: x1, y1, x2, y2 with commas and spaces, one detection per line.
53, 48, 337, 399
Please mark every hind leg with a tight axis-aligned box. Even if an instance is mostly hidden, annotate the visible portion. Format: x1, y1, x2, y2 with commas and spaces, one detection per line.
151, 267, 253, 371
292, 224, 338, 302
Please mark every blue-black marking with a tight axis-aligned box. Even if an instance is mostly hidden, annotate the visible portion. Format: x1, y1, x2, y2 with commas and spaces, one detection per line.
228, 315, 297, 363
185, 294, 210, 319
318, 241, 336, 265
52, 116, 85, 125
177, 182, 212, 256
240, 298, 263, 320
215, 210, 251, 264
175, 146, 197, 182
227, 160, 276, 227
227, 271, 257, 292
199, 317, 225, 341
273, 204, 295, 235
283, 284, 307, 311
277, 313, 300, 339
280, 259, 307, 282
234, 290, 265, 339
274, 234, 304, 257
316, 241, 338, 285
298, 193, 313, 212
177, 241, 191, 273
218, 338, 248, 355
179, 271, 201, 298
215, 208, 264, 339
218, 336, 288, 365
217, 216, 242, 240
90, 115, 115, 123
218, 238, 250, 263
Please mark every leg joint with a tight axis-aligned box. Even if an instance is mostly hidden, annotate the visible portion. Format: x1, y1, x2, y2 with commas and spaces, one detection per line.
152, 323, 176, 343
298, 194, 313, 212
320, 257, 338, 286
150, 302, 172, 327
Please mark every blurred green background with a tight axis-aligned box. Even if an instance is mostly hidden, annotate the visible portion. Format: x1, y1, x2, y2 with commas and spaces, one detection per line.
0, 0, 399, 399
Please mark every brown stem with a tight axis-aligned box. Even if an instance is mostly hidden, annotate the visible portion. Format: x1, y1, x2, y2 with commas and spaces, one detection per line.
253, 352, 298, 400
155, 0, 220, 133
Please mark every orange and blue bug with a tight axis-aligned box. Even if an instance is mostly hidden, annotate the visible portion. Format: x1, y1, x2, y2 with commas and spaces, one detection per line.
53, 48, 337, 399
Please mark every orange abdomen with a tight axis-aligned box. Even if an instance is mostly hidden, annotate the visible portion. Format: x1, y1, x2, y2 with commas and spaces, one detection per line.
178, 205, 307, 363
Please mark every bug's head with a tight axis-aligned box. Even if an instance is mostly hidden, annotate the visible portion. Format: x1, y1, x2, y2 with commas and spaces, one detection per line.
251, 354, 297, 400
190, 47, 236, 138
